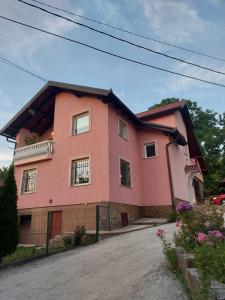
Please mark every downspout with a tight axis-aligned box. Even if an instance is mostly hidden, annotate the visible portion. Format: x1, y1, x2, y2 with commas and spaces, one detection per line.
166, 136, 180, 211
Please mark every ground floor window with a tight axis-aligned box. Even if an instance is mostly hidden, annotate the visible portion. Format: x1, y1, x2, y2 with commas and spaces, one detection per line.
71, 158, 90, 185
120, 159, 131, 187
21, 169, 37, 193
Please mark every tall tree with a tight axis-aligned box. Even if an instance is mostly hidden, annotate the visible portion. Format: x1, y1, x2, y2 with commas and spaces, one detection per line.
149, 98, 224, 195
0, 165, 19, 261
0, 167, 9, 181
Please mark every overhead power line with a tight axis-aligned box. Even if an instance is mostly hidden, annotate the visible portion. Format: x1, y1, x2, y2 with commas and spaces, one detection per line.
1, 15, 225, 88
17, 0, 225, 77
0, 55, 47, 82
29, 0, 225, 63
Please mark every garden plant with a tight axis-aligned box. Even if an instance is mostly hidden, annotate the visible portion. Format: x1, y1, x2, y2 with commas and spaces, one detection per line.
156, 203, 225, 298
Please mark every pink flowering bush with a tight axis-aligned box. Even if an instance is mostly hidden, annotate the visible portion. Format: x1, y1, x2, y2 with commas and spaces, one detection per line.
174, 205, 224, 252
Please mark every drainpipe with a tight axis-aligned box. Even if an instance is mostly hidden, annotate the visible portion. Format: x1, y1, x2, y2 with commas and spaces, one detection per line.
166, 136, 180, 211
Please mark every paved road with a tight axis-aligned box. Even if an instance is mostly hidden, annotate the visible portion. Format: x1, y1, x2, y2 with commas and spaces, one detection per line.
0, 223, 186, 300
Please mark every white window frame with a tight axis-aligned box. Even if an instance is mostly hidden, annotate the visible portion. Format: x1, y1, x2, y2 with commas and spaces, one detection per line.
72, 112, 90, 135
119, 158, 131, 188
144, 141, 158, 159
21, 168, 37, 194
118, 117, 128, 140
71, 157, 91, 186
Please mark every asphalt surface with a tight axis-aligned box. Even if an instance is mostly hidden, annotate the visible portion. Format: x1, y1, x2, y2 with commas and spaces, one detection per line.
0, 223, 187, 300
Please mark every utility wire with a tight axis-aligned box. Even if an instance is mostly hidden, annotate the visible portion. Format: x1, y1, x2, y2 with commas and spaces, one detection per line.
0, 55, 47, 82
29, 0, 225, 63
17, 0, 225, 76
1, 15, 225, 88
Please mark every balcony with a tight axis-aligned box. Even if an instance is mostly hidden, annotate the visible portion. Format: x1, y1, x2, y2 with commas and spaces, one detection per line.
14, 140, 54, 166
185, 158, 200, 173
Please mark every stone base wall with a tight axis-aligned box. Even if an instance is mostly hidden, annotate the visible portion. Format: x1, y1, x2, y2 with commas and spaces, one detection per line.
19, 203, 99, 245
109, 202, 141, 230
140, 205, 173, 218
18, 202, 174, 244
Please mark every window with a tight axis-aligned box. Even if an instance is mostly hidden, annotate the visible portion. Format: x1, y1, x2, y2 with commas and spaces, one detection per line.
144, 142, 157, 158
120, 159, 131, 187
73, 113, 89, 135
119, 119, 127, 139
21, 169, 37, 193
20, 215, 32, 227
71, 158, 90, 185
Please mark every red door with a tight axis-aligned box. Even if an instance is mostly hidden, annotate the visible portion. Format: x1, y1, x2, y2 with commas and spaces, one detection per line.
50, 211, 62, 239
121, 213, 128, 227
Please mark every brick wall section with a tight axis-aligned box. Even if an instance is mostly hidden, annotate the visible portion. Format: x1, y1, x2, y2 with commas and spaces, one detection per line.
18, 202, 175, 244
140, 205, 173, 218
109, 202, 141, 230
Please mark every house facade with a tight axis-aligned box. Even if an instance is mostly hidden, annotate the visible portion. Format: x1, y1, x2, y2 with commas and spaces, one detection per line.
0, 82, 205, 241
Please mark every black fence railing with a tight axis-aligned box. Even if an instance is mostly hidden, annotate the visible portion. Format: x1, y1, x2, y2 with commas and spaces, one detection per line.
1, 210, 97, 267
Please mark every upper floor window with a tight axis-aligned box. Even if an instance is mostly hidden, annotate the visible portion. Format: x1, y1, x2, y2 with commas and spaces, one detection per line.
21, 169, 37, 193
118, 118, 127, 139
71, 158, 90, 186
73, 112, 89, 135
120, 159, 131, 187
144, 142, 157, 158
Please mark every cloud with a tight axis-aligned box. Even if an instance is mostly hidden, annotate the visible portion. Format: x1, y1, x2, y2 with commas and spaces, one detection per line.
0, 153, 13, 161
161, 57, 225, 93
0, 0, 83, 70
139, 0, 207, 44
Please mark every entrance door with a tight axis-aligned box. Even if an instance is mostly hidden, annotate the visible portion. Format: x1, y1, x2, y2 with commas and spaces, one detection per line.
121, 213, 128, 227
50, 211, 62, 239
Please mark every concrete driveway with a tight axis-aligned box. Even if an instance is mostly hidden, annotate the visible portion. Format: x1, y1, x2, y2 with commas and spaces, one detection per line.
0, 223, 186, 300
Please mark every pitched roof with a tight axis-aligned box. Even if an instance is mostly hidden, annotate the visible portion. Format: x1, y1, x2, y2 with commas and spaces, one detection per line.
137, 100, 206, 172
0, 81, 183, 142
136, 101, 185, 119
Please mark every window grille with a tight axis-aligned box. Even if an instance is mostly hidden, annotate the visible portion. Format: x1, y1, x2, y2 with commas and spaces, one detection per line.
71, 158, 90, 185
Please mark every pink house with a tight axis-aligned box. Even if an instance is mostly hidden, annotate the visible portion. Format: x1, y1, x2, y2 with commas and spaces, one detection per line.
0, 82, 205, 238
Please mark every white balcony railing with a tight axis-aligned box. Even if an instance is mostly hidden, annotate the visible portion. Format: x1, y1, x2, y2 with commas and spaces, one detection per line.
14, 140, 54, 164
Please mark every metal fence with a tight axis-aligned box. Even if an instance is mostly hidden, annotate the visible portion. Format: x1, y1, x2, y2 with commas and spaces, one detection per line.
0, 211, 97, 268
96, 205, 110, 241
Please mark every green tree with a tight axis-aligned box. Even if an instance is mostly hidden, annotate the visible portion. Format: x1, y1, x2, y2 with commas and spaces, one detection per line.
149, 98, 224, 195
0, 165, 19, 261
0, 166, 9, 181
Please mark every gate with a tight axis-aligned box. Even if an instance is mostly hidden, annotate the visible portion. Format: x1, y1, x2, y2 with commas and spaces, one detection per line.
96, 205, 110, 241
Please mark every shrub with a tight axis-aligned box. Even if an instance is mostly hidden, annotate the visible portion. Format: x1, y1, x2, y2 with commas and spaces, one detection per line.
194, 242, 225, 285
0, 165, 19, 262
73, 226, 86, 246
62, 235, 73, 248
167, 211, 177, 223
81, 234, 97, 246
174, 205, 224, 252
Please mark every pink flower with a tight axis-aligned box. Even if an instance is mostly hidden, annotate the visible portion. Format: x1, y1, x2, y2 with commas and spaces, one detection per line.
197, 232, 207, 242
156, 228, 164, 238
210, 230, 224, 239
176, 221, 180, 228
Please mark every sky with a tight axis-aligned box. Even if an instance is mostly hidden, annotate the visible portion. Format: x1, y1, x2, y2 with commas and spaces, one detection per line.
0, 0, 225, 167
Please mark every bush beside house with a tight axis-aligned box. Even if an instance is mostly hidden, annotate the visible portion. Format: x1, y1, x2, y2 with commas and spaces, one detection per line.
157, 205, 225, 299
0, 165, 19, 262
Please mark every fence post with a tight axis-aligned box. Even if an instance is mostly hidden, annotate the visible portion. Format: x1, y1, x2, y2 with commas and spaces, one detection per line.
108, 203, 111, 232
46, 211, 51, 255
96, 205, 99, 242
